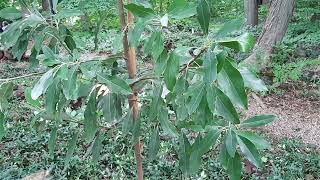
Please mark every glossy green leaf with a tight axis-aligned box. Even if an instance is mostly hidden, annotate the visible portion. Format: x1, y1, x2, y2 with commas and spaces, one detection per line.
219, 143, 229, 170
236, 135, 262, 168
237, 131, 271, 150
97, 74, 131, 95
206, 84, 216, 114
84, 90, 98, 143
124, 3, 155, 18
148, 127, 160, 161
45, 80, 59, 115
239, 66, 268, 92
122, 108, 133, 135
64, 132, 78, 168
187, 82, 205, 115
48, 127, 58, 157
241, 115, 276, 128
164, 52, 180, 91
149, 84, 163, 120
217, 60, 248, 109
24, 88, 41, 108
155, 50, 168, 76
203, 49, 218, 84
168, 0, 196, 20
62, 66, 78, 100
31, 68, 55, 100
43, 46, 57, 61
0, 82, 14, 111
226, 129, 237, 157
227, 152, 242, 180
196, 0, 210, 35
91, 132, 103, 164
0, 112, 5, 141
159, 107, 178, 137
218, 33, 255, 52
0, 7, 22, 20
100, 94, 117, 122
178, 132, 191, 175
215, 86, 240, 124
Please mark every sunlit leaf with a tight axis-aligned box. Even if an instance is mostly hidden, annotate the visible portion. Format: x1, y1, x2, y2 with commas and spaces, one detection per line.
0, 7, 22, 20
124, 3, 155, 18
241, 115, 276, 128
236, 135, 262, 168
237, 131, 271, 150
168, 0, 196, 20
218, 33, 255, 52
24, 88, 41, 108
239, 66, 268, 92
203, 48, 218, 84
31, 68, 56, 100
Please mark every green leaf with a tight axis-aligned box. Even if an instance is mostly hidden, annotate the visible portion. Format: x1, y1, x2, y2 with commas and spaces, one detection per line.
62, 65, 78, 100
178, 132, 191, 175
215, 86, 240, 124
84, 90, 98, 143
218, 33, 255, 52
236, 135, 262, 168
239, 66, 268, 92
54, 9, 83, 19
91, 132, 103, 164
124, 3, 155, 18
148, 127, 160, 161
0, 112, 5, 141
219, 143, 229, 170
217, 60, 248, 109
168, 0, 196, 20
65, 28, 76, 51
0, 7, 22, 20
24, 88, 41, 108
122, 108, 133, 135
31, 68, 55, 100
164, 52, 180, 91
100, 93, 121, 122
128, 20, 146, 47
206, 84, 216, 114
131, 118, 141, 145
237, 131, 271, 150
42, 46, 57, 61
203, 49, 218, 84
149, 84, 163, 120
0, 82, 14, 111
216, 18, 244, 38
45, 80, 59, 115
227, 152, 242, 180
48, 127, 58, 157
241, 115, 276, 128
196, 0, 210, 35
56, 64, 68, 80
226, 129, 237, 157
97, 74, 132, 95
155, 50, 168, 76
64, 132, 78, 168
159, 107, 178, 137
187, 82, 206, 115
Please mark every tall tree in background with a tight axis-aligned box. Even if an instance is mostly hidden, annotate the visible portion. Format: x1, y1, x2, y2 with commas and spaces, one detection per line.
245, 0, 295, 67
244, 0, 258, 27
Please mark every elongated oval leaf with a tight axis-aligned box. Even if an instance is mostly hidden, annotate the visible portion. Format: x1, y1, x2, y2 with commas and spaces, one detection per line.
168, 0, 196, 20
206, 84, 217, 114
97, 74, 131, 95
241, 115, 276, 128
218, 33, 255, 52
227, 152, 242, 180
159, 107, 178, 137
0, 7, 22, 20
148, 127, 160, 161
239, 66, 268, 92
237, 131, 271, 150
226, 129, 237, 157
84, 90, 98, 143
0, 112, 5, 141
203, 49, 218, 84
187, 82, 206, 115
62, 66, 78, 100
164, 52, 180, 91
124, 3, 155, 18
48, 127, 58, 157
31, 68, 55, 100
217, 60, 248, 109
91, 132, 103, 164
0, 82, 14, 111
197, 0, 210, 35
122, 108, 133, 135
24, 88, 41, 108
236, 135, 262, 168
64, 132, 78, 168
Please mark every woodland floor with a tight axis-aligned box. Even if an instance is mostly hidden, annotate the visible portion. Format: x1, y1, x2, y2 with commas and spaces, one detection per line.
246, 86, 320, 148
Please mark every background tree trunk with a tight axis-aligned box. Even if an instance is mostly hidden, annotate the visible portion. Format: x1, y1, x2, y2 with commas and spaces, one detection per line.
42, 0, 51, 11
245, 0, 295, 68
245, 0, 259, 27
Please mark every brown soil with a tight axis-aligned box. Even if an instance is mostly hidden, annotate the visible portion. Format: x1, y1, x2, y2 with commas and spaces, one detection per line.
245, 89, 320, 148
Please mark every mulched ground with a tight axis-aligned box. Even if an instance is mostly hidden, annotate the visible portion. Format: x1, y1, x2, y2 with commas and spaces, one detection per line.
246, 87, 320, 148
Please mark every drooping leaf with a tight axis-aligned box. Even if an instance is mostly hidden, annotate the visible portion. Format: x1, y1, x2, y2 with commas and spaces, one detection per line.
97, 74, 131, 95
131, 118, 141, 145
226, 129, 237, 157
237, 131, 271, 150
196, 0, 210, 35
122, 108, 133, 135
227, 152, 242, 180
215, 86, 240, 124
148, 127, 160, 161
206, 84, 216, 114
62, 65, 78, 100
241, 115, 276, 128
203, 48, 218, 84
217, 60, 248, 109
0, 82, 14, 111
168, 0, 196, 20
219, 143, 229, 170
45, 80, 60, 115
159, 107, 178, 137
178, 132, 191, 175
128, 20, 146, 47
84, 90, 98, 143
31, 68, 56, 100
0, 112, 5, 141
155, 50, 168, 76
149, 84, 163, 121
91, 132, 103, 164
239, 66, 268, 92
48, 127, 58, 157
124, 3, 155, 18
65, 28, 76, 51
0, 7, 22, 20
187, 82, 206, 115
218, 33, 255, 52
164, 52, 180, 91
216, 18, 244, 38
56, 64, 68, 80
64, 132, 78, 168
236, 135, 262, 168
24, 88, 41, 108
54, 9, 83, 19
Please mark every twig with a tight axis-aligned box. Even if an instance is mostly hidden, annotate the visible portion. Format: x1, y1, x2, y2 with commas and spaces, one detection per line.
0, 72, 45, 82
179, 47, 208, 73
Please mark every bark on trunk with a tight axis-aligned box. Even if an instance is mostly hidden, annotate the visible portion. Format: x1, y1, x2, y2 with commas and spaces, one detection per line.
116, 0, 143, 180
42, 0, 51, 12
245, 0, 259, 27
245, 0, 295, 68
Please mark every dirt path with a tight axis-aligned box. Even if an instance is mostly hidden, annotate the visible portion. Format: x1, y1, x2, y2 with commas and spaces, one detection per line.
246, 90, 320, 148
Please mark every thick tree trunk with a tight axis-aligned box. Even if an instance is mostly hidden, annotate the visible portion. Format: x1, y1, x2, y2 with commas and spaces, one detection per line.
245, 0, 295, 68
245, 0, 259, 27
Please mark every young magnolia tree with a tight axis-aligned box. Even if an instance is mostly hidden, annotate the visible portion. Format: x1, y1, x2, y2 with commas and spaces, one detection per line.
0, 0, 275, 179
